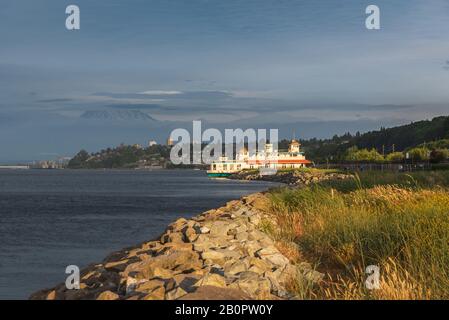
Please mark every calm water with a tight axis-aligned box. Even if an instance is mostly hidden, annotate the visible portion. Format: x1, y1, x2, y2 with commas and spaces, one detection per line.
0, 169, 278, 299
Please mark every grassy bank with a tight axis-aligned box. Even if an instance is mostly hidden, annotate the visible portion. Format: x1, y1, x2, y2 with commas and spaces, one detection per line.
265, 171, 449, 299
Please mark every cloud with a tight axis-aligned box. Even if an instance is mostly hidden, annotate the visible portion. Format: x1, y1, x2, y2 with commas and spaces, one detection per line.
444, 60, 449, 70
36, 98, 74, 103
92, 90, 233, 101
139, 90, 182, 95
44, 90, 423, 125
106, 104, 162, 110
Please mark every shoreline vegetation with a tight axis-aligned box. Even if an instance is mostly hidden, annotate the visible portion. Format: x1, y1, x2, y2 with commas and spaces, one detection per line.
31, 168, 449, 300
267, 170, 449, 299
60, 116, 449, 170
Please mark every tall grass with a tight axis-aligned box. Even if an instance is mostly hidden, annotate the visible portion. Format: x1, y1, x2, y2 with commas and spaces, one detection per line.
268, 171, 449, 299
320, 170, 449, 192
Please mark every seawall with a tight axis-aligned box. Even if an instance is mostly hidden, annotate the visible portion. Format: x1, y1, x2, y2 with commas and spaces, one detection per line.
30, 191, 322, 300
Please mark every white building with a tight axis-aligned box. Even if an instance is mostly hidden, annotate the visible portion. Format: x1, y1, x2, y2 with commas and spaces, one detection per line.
148, 140, 158, 147
207, 140, 311, 177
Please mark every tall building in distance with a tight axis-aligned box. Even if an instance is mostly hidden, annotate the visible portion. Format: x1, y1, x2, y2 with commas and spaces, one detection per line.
148, 140, 158, 147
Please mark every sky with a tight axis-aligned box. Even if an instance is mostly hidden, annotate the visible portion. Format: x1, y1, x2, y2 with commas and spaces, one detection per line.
1, 0, 449, 162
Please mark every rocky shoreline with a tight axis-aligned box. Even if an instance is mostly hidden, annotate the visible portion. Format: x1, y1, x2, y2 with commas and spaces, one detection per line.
31, 192, 322, 300
30, 170, 351, 300
228, 169, 350, 186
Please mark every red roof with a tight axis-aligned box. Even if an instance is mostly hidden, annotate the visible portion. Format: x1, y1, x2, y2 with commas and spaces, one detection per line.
247, 159, 312, 164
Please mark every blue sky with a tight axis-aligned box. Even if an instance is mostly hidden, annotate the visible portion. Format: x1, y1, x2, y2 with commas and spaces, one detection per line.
1, 0, 449, 161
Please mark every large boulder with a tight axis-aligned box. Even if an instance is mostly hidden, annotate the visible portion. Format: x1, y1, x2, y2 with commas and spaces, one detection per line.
201, 248, 240, 264
256, 246, 289, 268
194, 273, 227, 288
224, 260, 248, 276
134, 279, 165, 294
142, 286, 165, 300
96, 290, 120, 300
122, 250, 203, 280
165, 287, 188, 300
229, 271, 271, 299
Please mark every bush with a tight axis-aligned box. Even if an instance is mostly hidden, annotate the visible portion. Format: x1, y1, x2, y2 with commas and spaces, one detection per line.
345, 146, 384, 162
385, 152, 404, 162
407, 147, 430, 161
430, 149, 449, 163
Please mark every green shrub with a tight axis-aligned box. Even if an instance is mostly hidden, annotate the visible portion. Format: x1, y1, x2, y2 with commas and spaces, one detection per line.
385, 152, 404, 162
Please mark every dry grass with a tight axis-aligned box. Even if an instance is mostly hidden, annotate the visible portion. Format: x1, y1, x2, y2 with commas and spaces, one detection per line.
275, 240, 302, 264
268, 171, 449, 299
321, 258, 433, 300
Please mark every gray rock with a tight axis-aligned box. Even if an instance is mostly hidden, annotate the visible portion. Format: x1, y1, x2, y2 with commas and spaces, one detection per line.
229, 272, 271, 299
201, 250, 226, 262
235, 231, 249, 241
200, 226, 210, 234
263, 253, 290, 268
242, 241, 263, 257
248, 215, 261, 225
209, 221, 231, 237
194, 273, 227, 288
183, 226, 198, 243
165, 287, 188, 300
256, 246, 290, 267
224, 260, 248, 275
247, 230, 265, 241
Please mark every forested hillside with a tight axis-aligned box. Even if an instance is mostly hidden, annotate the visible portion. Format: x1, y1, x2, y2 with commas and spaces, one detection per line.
290, 116, 449, 162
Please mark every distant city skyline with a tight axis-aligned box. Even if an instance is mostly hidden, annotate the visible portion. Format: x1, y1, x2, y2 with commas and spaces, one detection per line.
1, 0, 449, 161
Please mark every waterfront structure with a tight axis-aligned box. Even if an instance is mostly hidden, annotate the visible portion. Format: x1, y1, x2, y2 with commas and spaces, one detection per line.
207, 140, 312, 177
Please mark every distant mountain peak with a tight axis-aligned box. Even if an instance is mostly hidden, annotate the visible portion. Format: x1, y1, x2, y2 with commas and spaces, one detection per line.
80, 110, 157, 121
